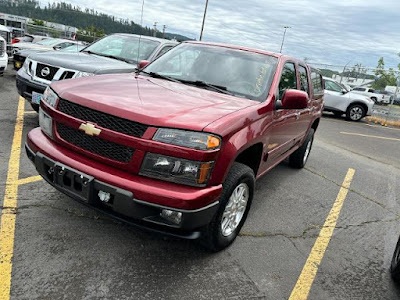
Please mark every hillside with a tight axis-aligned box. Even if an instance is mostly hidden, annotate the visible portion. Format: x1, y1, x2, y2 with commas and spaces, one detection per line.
0, 0, 192, 41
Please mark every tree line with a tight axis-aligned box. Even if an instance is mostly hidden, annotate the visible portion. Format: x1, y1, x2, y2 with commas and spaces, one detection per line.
0, 0, 190, 41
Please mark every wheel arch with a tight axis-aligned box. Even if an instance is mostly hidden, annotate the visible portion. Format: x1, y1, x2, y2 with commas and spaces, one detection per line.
234, 143, 263, 177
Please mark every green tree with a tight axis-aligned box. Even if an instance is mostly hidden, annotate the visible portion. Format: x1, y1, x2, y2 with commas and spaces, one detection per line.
372, 57, 397, 90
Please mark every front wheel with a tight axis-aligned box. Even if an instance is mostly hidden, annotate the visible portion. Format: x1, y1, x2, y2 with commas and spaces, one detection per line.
289, 129, 314, 169
200, 162, 255, 251
391, 236, 400, 282
346, 104, 365, 121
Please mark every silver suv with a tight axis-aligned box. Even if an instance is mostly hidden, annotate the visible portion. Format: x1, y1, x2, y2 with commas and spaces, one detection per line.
323, 77, 374, 121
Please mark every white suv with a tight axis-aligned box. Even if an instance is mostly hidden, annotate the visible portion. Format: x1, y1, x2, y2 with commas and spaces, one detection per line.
323, 77, 374, 121
0, 36, 8, 76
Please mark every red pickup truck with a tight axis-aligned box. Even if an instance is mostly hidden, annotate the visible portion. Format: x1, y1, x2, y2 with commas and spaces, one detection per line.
26, 41, 323, 251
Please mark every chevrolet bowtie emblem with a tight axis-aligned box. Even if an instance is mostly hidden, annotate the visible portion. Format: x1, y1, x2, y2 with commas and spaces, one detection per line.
79, 123, 101, 136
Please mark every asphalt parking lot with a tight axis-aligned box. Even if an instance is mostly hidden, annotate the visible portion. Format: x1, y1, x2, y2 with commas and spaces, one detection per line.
1, 66, 400, 299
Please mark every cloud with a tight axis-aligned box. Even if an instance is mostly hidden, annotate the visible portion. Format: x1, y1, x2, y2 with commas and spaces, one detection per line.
63, 0, 400, 70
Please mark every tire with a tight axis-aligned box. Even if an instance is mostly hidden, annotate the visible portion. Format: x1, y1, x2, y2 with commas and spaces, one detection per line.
346, 104, 365, 121
30, 102, 39, 112
289, 129, 314, 169
200, 162, 255, 251
390, 237, 400, 282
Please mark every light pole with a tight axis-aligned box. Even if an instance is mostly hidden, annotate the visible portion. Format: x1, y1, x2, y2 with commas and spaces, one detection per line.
279, 26, 291, 53
199, 0, 209, 41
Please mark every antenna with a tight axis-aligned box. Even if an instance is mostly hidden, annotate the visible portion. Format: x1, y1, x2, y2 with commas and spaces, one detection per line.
136, 0, 145, 66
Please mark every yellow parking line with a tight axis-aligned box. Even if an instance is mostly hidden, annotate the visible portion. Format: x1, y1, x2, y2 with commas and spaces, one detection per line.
17, 175, 43, 186
289, 168, 355, 300
0, 96, 25, 300
24, 111, 36, 115
340, 132, 400, 142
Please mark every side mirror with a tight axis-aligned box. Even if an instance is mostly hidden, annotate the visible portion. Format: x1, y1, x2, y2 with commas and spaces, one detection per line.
280, 89, 309, 109
53, 46, 62, 50
138, 60, 150, 69
341, 89, 347, 94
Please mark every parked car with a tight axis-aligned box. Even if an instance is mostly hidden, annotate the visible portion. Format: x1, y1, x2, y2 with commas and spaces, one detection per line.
12, 34, 49, 44
0, 36, 8, 76
351, 87, 391, 105
11, 38, 82, 55
26, 41, 323, 251
13, 44, 86, 70
391, 236, 400, 281
17, 34, 177, 111
323, 77, 374, 121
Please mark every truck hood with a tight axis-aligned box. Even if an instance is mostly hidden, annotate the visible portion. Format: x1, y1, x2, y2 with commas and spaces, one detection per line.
51, 73, 258, 131
13, 43, 53, 51
28, 51, 136, 74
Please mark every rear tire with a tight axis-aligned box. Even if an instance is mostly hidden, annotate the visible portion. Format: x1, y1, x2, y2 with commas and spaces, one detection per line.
346, 104, 365, 121
200, 162, 255, 252
390, 237, 400, 282
289, 129, 314, 169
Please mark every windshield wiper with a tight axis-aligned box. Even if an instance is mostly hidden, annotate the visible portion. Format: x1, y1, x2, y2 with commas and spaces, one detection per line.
140, 71, 181, 83
82, 50, 135, 64
178, 80, 234, 95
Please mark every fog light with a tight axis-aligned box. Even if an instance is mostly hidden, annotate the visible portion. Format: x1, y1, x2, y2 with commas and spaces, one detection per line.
160, 209, 182, 225
98, 190, 111, 203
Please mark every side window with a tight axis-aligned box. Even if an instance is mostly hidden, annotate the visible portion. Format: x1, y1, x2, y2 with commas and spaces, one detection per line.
299, 65, 309, 94
311, 70, 323, 95
278, 63, 297, 99
155, 46, 173, 59
325, 80, 343, 92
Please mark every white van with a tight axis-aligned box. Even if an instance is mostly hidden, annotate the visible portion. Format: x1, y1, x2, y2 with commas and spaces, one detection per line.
0, 36, 8, 75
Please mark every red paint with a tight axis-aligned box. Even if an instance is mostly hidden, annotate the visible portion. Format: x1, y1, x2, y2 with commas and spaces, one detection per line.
28, 42, 323, 213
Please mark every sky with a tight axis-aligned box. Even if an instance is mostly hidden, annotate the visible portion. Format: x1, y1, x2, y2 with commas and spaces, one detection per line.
61, 0, 400, 72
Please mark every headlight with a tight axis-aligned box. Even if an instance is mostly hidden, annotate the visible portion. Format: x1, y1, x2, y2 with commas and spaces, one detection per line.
42, 87, 59, 107
22, 58, 31, 74
153, 129, 221, 150
75, 71, 95, 78
39, 107, 53, 138
140, 153, 213, 186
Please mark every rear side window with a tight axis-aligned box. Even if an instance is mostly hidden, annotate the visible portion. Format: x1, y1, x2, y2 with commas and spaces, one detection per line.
352, 87, 364, 91
299, 65, 309, 94
278, 63, 297, 99
311, 70, 323, 95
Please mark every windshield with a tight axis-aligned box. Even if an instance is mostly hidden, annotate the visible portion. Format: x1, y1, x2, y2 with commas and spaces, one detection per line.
36, 39, 62, 46
144, 43, 278, 101
83, 35, 160, 64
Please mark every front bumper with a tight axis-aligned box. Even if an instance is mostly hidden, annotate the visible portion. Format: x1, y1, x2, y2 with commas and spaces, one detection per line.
0, 55, 7, 74
26, 128, 222, 236
16, 70, 47, 101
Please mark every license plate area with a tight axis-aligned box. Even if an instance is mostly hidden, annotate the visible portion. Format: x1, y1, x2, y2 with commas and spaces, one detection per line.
53, 163, 94, 203
32, 91, 43, 104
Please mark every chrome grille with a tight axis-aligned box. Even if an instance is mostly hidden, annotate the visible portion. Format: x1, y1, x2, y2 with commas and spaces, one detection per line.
36, 63, 59, 80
